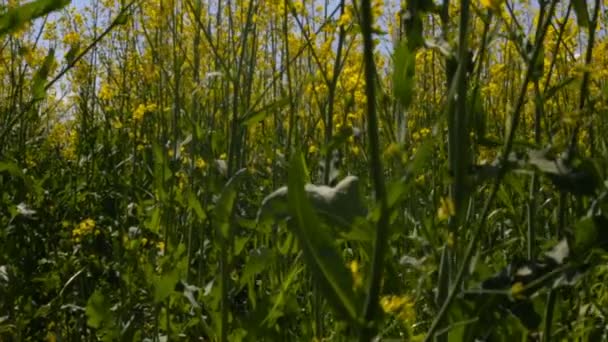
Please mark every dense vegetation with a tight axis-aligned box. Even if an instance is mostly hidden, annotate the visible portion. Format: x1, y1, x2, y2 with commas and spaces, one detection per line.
1, 0, 608, 340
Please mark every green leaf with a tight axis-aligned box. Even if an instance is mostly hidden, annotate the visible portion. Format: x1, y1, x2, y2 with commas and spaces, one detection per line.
573, 215, 608, 255
262, 263, 304, 327
214, 168, 248, 239
287, 151, 362, 323
240, 97, 290, 127
392, 40, 416, 109
152, 143, 171, 201
0, 161, 24, 176
239, 248, 276, 291
31, 47, 55, 100
153, 269, 179, 303
574, 217, 596, 256
385, 135, 434, 209
571, 0, 590, 28
187, 191, 207, 222
0, 160, 43, 195
145, 205, 162, 234
64, 42, 80, 65
0, 0, 70, 36
113, 11, 129, 25
86, 289, 111, 329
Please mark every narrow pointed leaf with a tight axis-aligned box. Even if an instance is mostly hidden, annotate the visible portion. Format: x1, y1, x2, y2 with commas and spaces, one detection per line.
32, 47, 55, 100
392, 40, 416, 108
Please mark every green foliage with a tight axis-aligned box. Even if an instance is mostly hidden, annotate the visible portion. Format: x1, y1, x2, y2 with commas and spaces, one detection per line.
31, 47, 54, 100
286, 151, 363, 323
392, 40, 416, 109
0, 0, 70, 36
2, 0, 608, 341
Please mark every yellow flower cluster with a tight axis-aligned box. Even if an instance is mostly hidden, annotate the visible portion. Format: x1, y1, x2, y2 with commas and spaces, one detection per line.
63, 31, 80, 45
98, 82, 115, 101
46, 122, 78, 161
349, 260, 363, 290
437, 197, 455, 221
72, 218, 98, 242
480, 0, 504, 11
411, 127, 431, 141
380, 294, 416, 324
132, 103, 157, 122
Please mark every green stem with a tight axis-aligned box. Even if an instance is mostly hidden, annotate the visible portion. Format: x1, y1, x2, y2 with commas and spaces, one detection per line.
359, 0, 390, 340
423, 1, 559, 340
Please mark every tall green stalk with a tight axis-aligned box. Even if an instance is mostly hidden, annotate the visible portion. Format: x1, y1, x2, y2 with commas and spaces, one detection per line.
424, 1, 559, 340
358, 0, 390, 340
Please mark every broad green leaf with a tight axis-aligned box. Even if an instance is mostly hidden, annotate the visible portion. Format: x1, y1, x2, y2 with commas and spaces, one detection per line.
31, 47, 54, 100
573, 215, 608, 255
152, 143, 172, 182
392, 40, 416, 108
0, 161, 24, 177
239, 248, 276, 291
187, 191, 207, 221
153, 269, 179, 303
0, 0, 70, 36
86, 289, 111, 329
573, 217, 596, 256
287, 151, 361, 322
571, 0, 590, 28
145, 205, 161, 234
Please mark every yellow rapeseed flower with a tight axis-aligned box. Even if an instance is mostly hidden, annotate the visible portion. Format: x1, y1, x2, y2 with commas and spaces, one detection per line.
63, 31, 80, 45
480, 0, 504, 11
132, 104, 147, 122
98, 83, 114, 101
157, 241, 165, 254
195, 157, 207, 170
72, 218, 96, 240
380, 294, 416, 324
337, 10, 353, 27
132, 103, 157, 122
511, 282, 526, 300
437, 197, 455, 221
111, 119, 123, 129
349, 260, 363, 290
